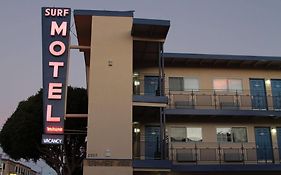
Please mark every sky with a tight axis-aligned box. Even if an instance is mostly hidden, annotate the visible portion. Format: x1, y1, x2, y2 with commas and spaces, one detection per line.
0, 0, 281, 173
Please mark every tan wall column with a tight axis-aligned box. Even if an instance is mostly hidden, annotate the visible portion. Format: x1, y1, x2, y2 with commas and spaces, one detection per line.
84, 15, 133, 175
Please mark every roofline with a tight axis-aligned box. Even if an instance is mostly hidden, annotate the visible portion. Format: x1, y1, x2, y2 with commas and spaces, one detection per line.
133, 18, 170, 27
73, 10, 134, 17
164, 52, 281, 62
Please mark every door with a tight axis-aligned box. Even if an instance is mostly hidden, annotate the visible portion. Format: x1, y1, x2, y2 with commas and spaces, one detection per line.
250, 79, 267, 110
271, 79, 281, 110
144, 76, 159, 96
255, 127, 273, 162
145, 126, 161, 159
277, 127, 281, 160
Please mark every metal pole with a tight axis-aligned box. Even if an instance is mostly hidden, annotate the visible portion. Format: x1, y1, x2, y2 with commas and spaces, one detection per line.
163, 109, 167, 159
161, 42, 165, 96
160, 107, 163, 159
158, 42, 162, 96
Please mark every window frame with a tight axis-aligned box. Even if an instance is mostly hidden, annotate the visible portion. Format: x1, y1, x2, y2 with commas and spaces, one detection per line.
213, 78, 243, 92
169, 76, 199, 91
170, 126, 203, 142
216, 127, 248, 143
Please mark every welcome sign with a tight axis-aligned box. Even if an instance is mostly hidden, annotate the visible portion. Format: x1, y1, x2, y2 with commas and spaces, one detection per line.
42, 7, 71, 144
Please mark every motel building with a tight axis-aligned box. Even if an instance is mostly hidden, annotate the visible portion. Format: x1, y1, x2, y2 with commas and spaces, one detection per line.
42, 8, 281, 175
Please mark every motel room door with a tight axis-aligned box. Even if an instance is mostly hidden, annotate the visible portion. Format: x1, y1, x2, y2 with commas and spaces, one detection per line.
255, 127, 273, 162
144, 76, 159, 96
271, 79, 281, 110
277, 127, 281, 160
250, 79, 267, 110
145, 126, 161, 159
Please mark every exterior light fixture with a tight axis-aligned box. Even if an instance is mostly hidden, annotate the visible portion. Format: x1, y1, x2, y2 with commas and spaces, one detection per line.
134, 128, 140, 133
134, 80, 140, 86
265, 79, 271, 86
108, 60, 113, 66
271, 128, 277, 134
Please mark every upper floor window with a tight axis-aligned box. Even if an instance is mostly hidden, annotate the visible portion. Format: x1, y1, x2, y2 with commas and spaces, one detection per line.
216, 127, 247, 143
169, 77, 199, 91
170, 127, 185, 142
213, 79, 242, 92
170, 127, 202, 142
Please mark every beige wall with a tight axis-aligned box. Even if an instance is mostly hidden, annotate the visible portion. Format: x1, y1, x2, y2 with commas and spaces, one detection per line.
135, 67, 281, 91
137, 120, 279, 144
136, 121, 279, 161
86, 15, 133, 159
134, 67, 281, 147
84, 166, 132, 175
166, 122, 278, 144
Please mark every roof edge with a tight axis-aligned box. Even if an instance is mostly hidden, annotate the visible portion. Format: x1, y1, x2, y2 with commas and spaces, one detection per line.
164, 52, 281, 61
133, 18, 170, 27
74, 10, 134, 17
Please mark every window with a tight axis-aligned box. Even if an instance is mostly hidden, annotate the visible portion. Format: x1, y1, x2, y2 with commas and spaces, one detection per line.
170, 127, 186, 142
169, 77, 183, 91
232, 127, 248, 142
213, 79, 242, 92
187, 128, 202, 141
171, 127, 202, 142
217, 128, 232, 142
184, 78, 199, 91
169, 77, 199, 91
216, 127, 247, 143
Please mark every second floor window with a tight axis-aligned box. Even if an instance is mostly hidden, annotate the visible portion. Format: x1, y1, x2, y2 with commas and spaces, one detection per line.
216, 127, 247, 143
169, 77, 199, 91
213, 79, 242, 92
170, 127, 202, 142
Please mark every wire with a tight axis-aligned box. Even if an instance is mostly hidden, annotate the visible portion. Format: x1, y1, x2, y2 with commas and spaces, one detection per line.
70, 16, 78, 39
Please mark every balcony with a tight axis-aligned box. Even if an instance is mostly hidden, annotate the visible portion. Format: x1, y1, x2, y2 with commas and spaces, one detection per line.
133, 141, 281, 172
170, 142, 278, 164
133, 75, 168, 105
166, 89, 281, 117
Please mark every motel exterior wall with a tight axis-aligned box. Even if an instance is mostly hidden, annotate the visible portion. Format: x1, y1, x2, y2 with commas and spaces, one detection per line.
134, 67, 281, 92
133, 67, 281, 136
74, 9, 281, 175
85, 14, 133, 175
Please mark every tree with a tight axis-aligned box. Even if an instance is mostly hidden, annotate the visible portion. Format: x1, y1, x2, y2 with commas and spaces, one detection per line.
0, 87, 88, 175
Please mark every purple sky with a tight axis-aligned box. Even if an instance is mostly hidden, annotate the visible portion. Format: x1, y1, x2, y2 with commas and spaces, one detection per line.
1, 0, 281, 127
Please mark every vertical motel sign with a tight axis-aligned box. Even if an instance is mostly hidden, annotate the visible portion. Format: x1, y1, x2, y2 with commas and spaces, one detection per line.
41, 7, 71, 144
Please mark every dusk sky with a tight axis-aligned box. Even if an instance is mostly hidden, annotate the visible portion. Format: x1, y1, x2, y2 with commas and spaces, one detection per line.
1, 0, 281, 127
1, 0, 281, 174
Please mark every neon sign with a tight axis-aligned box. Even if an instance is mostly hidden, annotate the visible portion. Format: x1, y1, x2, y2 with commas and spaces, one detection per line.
41, 7, 71, 144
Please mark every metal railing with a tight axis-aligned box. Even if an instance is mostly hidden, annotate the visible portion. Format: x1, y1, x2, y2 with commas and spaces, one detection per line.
133, 139, 168, 160
133, 76, 164, 96
167, 89, 281, 111
133, 141, 281, 165
132, 75, 281, 111
170, 142, 279, 164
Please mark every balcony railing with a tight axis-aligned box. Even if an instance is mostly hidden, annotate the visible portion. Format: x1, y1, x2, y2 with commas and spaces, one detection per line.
167, 89, 281, 111
133, 141, 281, 165
170, 142, 279, 164
133, 74, 164, 96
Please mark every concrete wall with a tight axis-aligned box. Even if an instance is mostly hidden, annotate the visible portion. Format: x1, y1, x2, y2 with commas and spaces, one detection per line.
166, 121, 278, 144
87, 15, 132, 159
137, 119, 280, 142
84, 166, 132, 175
135, 67, 281, 92
85, 15, 133, 175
